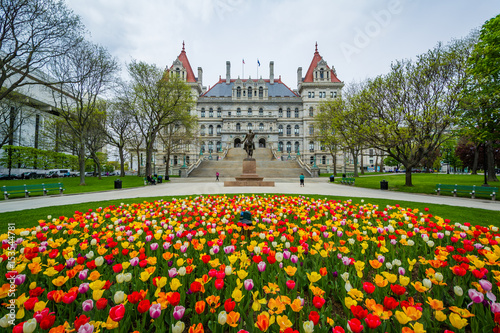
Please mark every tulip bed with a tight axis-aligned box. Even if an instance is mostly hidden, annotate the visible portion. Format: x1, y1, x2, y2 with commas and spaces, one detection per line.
1, 194, 500, 333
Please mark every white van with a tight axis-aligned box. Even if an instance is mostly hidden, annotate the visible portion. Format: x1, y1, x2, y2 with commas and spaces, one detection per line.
46, 169, 70, 178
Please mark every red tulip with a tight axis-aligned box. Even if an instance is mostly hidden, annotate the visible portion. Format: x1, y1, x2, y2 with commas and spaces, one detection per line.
112, 263, 123, 273
63, 291, 77, 304
364, 314, 381, 329
137, 299, 151, 314
286, 280, 296, 289
224, 298, 236, 312
24, 297, 38, 311
383, 296, 399, 310
190, 281, 202, 293
167, 292, 180, 306
74, 314, 90, 330
309, 310, 320, 325
351, 305, 368, 320
215, 278, 224, 290
40, 314, 56, 330
332, 326, 346, 333
109, 304, 125, 322
348, 318, 364, 333
96, 298, 108, 310
390, 284, 406, 296
312, 296, 325, 309
362, 282, 375, 294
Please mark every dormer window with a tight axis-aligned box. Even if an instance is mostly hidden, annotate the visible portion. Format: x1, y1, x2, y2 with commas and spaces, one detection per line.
259, 87, 263, 98
248, 87, 252, 99
236, 87, 241, 98
320, 68, 324, 79
237, 108, 241, 116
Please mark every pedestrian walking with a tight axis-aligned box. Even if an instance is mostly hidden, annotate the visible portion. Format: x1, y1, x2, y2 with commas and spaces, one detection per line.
216, 171, 220, 181
299, 173, 304, 187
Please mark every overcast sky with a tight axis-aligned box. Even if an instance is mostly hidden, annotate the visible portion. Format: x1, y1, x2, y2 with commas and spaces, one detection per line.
65, 0, 499, 91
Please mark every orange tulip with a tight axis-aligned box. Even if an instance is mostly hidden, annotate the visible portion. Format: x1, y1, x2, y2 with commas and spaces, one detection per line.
188, 323, 204, 333
226, 311, 240, 327
255, 312, 271, 332
319, 267, 328, 276
195, 300, 206, 314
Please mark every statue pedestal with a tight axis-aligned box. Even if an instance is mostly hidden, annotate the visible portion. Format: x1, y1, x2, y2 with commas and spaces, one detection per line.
224, 159, 275, 187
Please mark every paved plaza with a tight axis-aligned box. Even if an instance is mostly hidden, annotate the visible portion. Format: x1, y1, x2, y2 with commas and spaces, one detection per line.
1, 177, 499, 213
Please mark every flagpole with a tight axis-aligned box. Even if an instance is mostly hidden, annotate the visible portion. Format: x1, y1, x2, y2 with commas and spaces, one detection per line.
242, 59, 244, 79
257, 60, 259, 79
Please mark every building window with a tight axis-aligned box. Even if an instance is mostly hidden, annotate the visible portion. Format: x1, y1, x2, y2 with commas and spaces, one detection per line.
208, 141, 213, 152
309, 107, 314, 117
236, 123, 241, 131
330, 91, 334, 98
237, 108, 241, 116
201, 142, 205, 152
259, 86, 263, 98
216, 141, 221, 152
278, 108, 283, 118
259, 108, 264, 116
295, 141, 300, 153
334, 91, 337, 98
286, 108, 291, 118
286, 141, 291, 153
228, 111, 231, 117
278, 141, 283, 152
216, 125, 221, 135
259, 123, 264, 131
186, 156, 190, 164
294, 125, 299, 136
309, 125, 314, 135
320, 68, 324, 79
236, 86, 241, 98
248, 108, 252, 116
200, 125, 205, 136
308, 92, 311, 98
209, 108, 213, 117
286, 125, 291, 136
310, 156, 315, 164
294, 108, 299, 118
208, 125, 213, 135
247, 123, 252, 130
217, 108, 221, 117
201, 108, 205, 117
248, 87, 252, 99
311, 92, 315, 98
278, 125, 283, 136
369, 149, 374, 157
309, 141, 314, 151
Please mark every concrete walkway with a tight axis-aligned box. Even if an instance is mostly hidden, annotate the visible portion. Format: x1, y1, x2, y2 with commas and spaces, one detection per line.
1, 177, 499, 213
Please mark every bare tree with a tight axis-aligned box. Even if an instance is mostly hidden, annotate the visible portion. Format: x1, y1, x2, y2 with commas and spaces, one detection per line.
49, 40, 119, 185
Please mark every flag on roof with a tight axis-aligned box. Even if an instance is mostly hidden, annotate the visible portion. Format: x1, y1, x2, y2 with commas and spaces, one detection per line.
242, 59, 245, 64
257, 59, 260, 66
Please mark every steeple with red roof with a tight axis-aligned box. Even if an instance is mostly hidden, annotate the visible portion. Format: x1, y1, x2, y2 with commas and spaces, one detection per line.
302, 42, 341, 83
169, 41, 197, 83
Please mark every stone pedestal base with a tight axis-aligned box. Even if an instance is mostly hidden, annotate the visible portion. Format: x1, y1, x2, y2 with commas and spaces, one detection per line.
224, 159, 275, 187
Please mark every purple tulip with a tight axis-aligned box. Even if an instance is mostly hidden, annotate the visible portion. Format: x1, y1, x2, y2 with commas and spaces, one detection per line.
82, 299, 94, 312
66, 258, 76, 268
14, 274, 26, 285
491, 302, 500, 313
479, 279, 493, 292
283, 250, 291, 260
257, 261, 266, 272
150, 303, 162, 319
79, 283, 90, 294
244, 279, 254, 291
173, 305, 185, 320
468, 289, 484, 303
398, 267, 406, 275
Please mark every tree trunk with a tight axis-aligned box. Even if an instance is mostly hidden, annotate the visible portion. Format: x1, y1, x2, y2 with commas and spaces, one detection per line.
374, 154, 379, 173
119, 147, 125, 177
405, 167, 413, 187
333, 154, 337, 176
165, 154, 170, 178
471, 144, 479, 175
487, 141, 498, 182
379, 151, 385, 173
78, 143, 86, 186
360, 151, 365, 175
352, 149, 359, 177
135, 149, 141, 176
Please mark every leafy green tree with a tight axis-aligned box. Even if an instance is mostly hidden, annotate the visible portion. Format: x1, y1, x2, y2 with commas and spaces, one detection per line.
315, 106, 342, 176
123, 61, 195, 177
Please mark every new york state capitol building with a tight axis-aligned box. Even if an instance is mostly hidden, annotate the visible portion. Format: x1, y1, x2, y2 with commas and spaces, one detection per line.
145, 43, 347, 176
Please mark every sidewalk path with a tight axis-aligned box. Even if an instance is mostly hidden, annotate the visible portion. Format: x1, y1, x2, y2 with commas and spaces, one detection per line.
1, 177, 499, 213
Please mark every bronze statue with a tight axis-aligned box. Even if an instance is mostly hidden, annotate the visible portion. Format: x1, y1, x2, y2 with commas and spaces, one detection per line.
242, 130, 255, 159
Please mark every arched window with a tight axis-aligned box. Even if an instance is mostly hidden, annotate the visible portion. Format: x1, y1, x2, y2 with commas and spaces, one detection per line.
175, 68, 180, 76
286, 125, 291, 136
208, 141, 213, 152
208, 125, 213, 135
278, 108, 283, 118
174, 156, 178, 165
186, 156, 190, 164
259, 108, 263, 116
294, 141, 300, 153
259, 86, 264, 98
259, 123, 264, 131
200, 125, 205, 136
309, 125, 314, 135
237, 108, 241, 116
294, 108, 299, 118
322, 155, 326, 164
248, 87, 252, 99
286, 108, 291, 118
236, 86, 241, 98
216, 125, 221, 135
286, 141, 292, 153
309, 107, 314, 117
217, 108, 222, 117
236, 123, 241, 131
294, 125, 299, 136
320, 68, 324, 79
309, 141, 314, 151
278, 141, 283, 152
201, 108, 205, 118
247, 123, 252, 130
209, 108, 213, 117
201, 141, 205, 152
248, 108, 252, 116
310, 156, 315, 164
216, 141, 221, 152
278, 124, 283, 136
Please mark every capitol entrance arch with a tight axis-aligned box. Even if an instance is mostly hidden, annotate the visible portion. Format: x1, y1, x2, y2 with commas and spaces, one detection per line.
234, 138, 242, 148
258, 138, 266, 148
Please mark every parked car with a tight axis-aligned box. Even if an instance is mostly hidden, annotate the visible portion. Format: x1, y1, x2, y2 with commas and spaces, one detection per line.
21, 172, 39, 179
70, 171, 80, 177
0, 173, 11, 180
85, 172, 94, 177
46, 169, 70, 178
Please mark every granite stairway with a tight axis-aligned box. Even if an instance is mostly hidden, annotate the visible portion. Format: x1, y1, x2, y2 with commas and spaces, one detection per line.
188, 148, 310, 178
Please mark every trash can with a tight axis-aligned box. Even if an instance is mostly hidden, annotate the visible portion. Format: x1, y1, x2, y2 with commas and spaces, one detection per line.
157, 175, 163, 184
114, 179, 122, 189
380, 179, 388, 190
342, 173, 346, 178
329, 175, 335, 182
165, 175, 169, 181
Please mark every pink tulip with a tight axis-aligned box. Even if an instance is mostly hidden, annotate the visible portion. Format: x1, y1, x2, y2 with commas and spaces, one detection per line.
79, 283, 89, 294
244, 279, 254, 291
168, 268, 178, 278
479, 280, 492, 292
14, 274, 26, 285
491, 302, 500, 313
173, 305, 185, 320
78, 323, 94, 333
129, 257, 139, 266
149, 303, 162, 319
82, 299, 94, 312
257, 261, 266, 272
78, 269, 88, 280
34, 308, 50, 323
468, 289, 484, 303
150, 243, 159, 251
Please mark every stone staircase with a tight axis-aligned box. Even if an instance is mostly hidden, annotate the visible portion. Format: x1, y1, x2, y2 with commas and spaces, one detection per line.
188, 148, 310, 178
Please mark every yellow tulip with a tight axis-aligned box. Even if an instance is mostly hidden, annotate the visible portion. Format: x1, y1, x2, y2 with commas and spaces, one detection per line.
52, 276, 69, 287
237, 270, 248, 280
89, 280, 106, 291
306, 272, 322, 283
399, 275, 410, 286
92, 289, 105, 301
232, 288, 244, 302
410, 322, 426, 333
284, 266, 297, 277
449, 313, 468, 329
140, 271, 151, 282
170, 278, 182, 291
395, 310, 410, 325
344, 297, 357, 309
276, 315, 293, 331
434, 310, 447, 321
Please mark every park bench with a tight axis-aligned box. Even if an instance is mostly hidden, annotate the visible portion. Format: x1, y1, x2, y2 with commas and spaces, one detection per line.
341, 177, 356, 185
435, 184, 497, 201
2, 183, 64, 200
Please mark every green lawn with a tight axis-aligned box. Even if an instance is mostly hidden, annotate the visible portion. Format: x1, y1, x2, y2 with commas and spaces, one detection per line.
0, 175, 151, 200
334, 173, 499, 199
1, 194, 498, 230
